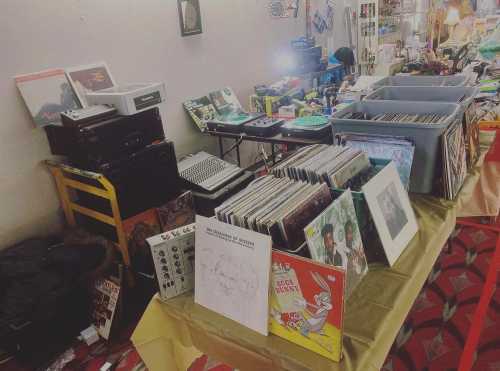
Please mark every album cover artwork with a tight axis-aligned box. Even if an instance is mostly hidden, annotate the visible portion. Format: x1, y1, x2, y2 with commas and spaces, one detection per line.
304, 189, 368, 297
123, 209, 161, 274
66, 62, 116, 107
342, 137, 414, 190
92, 278, 120, 340
15, 69, 80, 127
280, 184, 333, 251
156, 191, 195, 232
183, 96, 218, 131
442, 120, 467, 200
270, 250, 344, 362
464, 105, 481, 168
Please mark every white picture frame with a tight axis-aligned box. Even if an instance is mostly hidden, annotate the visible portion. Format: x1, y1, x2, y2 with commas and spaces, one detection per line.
362, 162, 418, 266
65, 62, 117, 107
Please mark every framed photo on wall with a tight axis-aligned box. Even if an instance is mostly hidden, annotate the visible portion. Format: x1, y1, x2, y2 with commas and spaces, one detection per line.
178, 0, 202, 36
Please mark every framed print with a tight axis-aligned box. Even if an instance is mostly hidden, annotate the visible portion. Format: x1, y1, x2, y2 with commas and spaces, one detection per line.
362, 162, 418, 266
65, 62, 117, 107
178, 0, 202, 36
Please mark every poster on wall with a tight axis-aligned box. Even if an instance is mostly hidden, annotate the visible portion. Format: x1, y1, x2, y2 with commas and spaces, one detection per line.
14, 69, 81, 127
65, 62, 117, 107
178, 0, 202, 36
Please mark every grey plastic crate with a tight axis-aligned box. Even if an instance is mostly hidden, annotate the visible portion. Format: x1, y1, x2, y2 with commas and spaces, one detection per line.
331, 101, 461, 194
372, 75, 469, 89
364, 86, 478, 116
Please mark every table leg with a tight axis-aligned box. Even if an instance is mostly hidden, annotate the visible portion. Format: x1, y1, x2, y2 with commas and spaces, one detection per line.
236, 139, 241, 167
271, 144, 276, 165
218, 137, 224, 159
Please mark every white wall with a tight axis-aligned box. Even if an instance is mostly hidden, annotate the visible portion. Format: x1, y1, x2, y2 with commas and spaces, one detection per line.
0, 0, 304, 250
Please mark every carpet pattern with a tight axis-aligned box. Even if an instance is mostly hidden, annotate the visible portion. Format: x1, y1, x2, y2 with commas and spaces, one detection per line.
382, 225, 500, 371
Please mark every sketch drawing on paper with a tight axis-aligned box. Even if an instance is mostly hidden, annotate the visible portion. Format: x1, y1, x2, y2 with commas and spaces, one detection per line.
195, 215, 271, 335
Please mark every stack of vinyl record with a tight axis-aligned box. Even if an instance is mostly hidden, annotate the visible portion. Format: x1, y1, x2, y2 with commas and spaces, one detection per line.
271, 144, 370, 188
339, 112, 449, 124
215, 175, 333, 252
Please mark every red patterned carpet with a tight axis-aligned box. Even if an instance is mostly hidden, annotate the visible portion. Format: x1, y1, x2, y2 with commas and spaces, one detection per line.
383, 225, 500, 371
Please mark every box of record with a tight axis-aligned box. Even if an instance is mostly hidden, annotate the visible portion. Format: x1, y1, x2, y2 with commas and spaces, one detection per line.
331, 100, 460, 194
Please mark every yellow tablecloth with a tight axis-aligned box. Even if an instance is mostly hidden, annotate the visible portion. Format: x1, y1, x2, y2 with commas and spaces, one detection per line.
131, 133, 499, 371
132, 195, 456, 371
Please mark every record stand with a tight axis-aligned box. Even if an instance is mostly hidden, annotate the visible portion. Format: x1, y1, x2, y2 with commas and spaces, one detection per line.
45, 160, 130, 268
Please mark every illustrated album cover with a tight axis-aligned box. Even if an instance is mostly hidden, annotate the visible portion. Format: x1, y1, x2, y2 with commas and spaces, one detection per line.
122, 209, 161, 275
442, 120, 467, 200
92, 278, 120, 340
183, 96, 218, 132
362, 162, 418, 266
15, 68, 80, 127
270, 250, 345, 362
304, 189, 368, 297
65, 62, 116, 107
195, 215, 272, 335
156, 191, 196, 232
339, 133, 415, 190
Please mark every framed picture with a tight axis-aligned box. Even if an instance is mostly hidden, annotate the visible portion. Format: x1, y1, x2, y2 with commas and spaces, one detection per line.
178, 0, 202, 37
362, 162, 418, 266
65, 62, 117, 107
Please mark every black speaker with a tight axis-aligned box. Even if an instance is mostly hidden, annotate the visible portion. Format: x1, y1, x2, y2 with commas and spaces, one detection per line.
45, 108, 165, 169
77, 140, 181, 220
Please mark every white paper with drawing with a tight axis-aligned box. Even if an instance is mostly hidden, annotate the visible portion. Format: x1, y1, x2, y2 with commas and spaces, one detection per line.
195, 215, 272, 335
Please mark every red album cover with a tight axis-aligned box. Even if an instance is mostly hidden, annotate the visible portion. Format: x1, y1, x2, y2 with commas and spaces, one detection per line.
269, 250, 345, 362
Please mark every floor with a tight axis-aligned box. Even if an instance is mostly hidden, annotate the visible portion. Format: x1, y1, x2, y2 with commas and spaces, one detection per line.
2, 222, 499, 371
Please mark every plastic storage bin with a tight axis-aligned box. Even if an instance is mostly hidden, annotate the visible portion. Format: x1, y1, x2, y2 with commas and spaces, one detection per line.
365, 86, 477, 115
331, 101, 461, 193
372, 75, 469, 89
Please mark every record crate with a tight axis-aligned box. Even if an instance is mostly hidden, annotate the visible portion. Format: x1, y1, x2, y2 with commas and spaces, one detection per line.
364, 86, 477, 117
330, 158, 390, 263
331, 100, 460, 194
371, 75, 469, 89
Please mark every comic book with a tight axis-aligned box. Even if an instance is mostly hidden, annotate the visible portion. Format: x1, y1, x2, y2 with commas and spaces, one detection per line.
304, 190, 368, 298
269, 250, 345, 362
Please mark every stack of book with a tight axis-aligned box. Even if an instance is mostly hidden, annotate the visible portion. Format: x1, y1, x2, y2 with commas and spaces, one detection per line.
271, 145, 371, 189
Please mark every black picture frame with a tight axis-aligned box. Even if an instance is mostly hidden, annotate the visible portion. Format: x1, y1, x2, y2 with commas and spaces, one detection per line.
177, 0, 203, 37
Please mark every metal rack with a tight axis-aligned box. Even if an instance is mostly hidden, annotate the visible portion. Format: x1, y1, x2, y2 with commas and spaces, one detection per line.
45, 160, 130, 267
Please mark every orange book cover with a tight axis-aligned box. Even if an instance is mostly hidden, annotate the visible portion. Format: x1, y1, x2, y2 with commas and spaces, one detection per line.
269, 250, 345, 362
